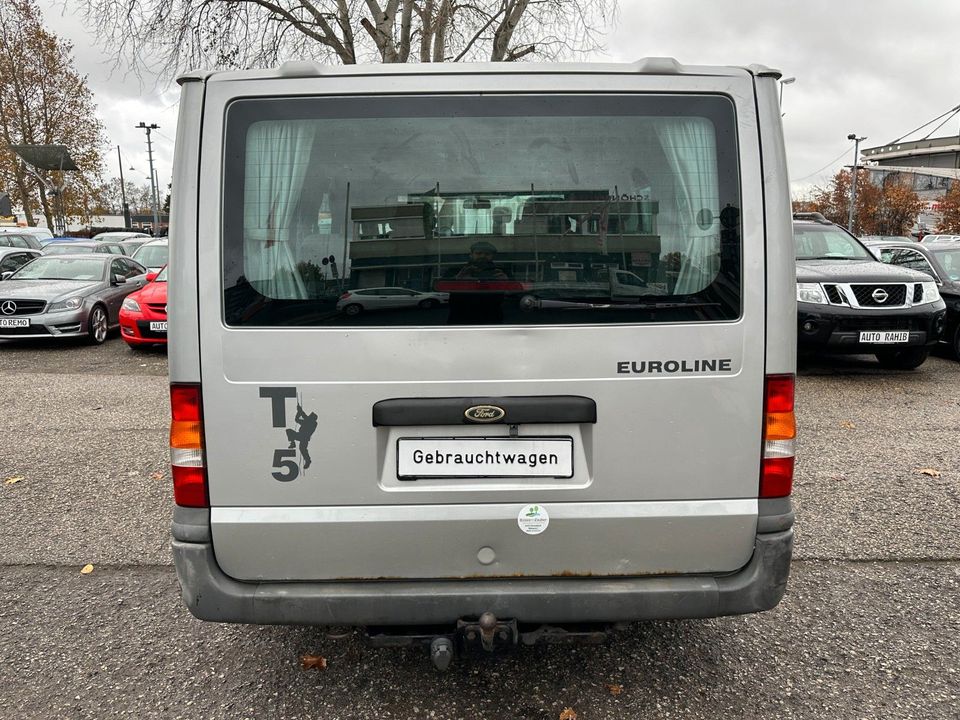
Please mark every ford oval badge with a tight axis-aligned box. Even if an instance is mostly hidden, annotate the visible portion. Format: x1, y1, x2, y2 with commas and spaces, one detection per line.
464, 405, 506, 423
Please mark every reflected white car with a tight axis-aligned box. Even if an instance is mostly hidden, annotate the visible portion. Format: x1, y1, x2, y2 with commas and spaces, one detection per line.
336, 287, 449, 316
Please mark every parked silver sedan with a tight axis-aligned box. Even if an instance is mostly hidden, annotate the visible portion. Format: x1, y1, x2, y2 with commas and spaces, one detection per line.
0, 254, 148, 343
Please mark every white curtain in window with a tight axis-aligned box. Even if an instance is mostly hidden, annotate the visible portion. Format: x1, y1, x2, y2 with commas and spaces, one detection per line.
653, 118, 720, 294
243, 121, 317, 299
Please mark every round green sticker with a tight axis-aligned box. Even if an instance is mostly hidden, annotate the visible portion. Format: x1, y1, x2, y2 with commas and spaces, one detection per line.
518, 504, 549, 535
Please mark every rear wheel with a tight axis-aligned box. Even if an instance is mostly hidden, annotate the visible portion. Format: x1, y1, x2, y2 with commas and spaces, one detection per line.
343, 303, 363, 316
875, 348, 929, 370
86, 305, 109, 345
953, 325, 960, 360
418, 298, 439, 310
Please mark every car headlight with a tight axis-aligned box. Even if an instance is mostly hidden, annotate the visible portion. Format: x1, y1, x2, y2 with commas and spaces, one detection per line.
122, 297, 141, 312
796, 282, 828, 304
918, 281, 940, 305
47, 296, 84, 312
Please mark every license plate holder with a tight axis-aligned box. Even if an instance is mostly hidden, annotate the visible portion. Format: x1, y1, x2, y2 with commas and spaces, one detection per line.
397, 437, 574, 479
0, 318, 29, 328
859, 330, 909, 344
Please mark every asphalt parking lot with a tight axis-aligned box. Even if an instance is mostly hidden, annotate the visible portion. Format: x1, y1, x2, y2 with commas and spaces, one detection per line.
1, 336, 958, 719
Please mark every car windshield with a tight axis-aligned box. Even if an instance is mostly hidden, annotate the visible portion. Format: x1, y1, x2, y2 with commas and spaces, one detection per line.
44, 243, 93, 255
931, 248, 960, 281
12, 256, 106, 281
134, 244, 169, 267
794, 226, 872, 260
155, 266, 168, 281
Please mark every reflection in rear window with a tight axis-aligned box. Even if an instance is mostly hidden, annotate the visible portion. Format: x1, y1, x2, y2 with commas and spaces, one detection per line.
223, 95, 742, 327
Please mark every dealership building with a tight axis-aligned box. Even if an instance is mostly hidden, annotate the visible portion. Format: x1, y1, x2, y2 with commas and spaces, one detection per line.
861, 132, 960, 232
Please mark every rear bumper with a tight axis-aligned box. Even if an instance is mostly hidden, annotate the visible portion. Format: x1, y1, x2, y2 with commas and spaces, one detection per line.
171, 527, 793, 626
119, 311, 167, 345
0, 308, 89, 339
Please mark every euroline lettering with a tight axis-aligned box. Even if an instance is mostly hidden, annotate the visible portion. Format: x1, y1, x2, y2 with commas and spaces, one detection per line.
616, 358, 734, 374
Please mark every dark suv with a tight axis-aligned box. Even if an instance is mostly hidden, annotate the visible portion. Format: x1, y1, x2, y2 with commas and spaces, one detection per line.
793, 213, 947, 369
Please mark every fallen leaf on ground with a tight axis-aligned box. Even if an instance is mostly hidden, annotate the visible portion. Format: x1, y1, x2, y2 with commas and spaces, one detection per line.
917, 468, 941, 478
559, 709, 578, 720
300, 654, 327, 670
80, 564, 94, 575
4, 476, 23, 485
840, 421, 856, 430
149, 471, 164, 481
605, 684, 624, 695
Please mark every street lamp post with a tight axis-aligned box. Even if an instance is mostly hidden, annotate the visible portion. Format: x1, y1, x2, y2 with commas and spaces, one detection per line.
136, 122, 160, 236
847, 133, 867, 232
117, 146, 130, 228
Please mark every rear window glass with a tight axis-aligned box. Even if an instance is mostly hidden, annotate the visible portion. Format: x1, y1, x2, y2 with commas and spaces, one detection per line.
223, 95, 741, 326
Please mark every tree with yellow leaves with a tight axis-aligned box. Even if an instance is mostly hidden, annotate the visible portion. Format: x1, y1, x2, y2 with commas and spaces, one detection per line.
935, 182, 960, 234
0, 0, 107, 227
807, 169, 922, 236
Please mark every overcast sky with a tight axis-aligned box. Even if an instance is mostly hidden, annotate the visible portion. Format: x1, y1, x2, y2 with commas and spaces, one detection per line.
36, 0, 960, 199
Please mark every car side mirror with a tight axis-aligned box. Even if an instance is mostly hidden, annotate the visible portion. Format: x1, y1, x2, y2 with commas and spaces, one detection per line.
0, 271, 12, 281
145, 272, 158, 283
112, 274, 127, 285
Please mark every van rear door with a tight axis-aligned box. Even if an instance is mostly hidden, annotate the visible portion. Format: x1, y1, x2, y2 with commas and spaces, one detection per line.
195, 67, 767, 582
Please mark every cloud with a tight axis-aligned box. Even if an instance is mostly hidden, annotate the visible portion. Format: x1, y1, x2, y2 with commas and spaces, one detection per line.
38, 0, 180, 187
603, 0, 960, 193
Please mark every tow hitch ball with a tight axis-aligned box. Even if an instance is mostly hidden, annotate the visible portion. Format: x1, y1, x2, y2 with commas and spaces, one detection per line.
430, 612, 518, 671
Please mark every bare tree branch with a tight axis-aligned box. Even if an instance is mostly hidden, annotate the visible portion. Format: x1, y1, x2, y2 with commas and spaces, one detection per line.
418, 0, 434, 61
432, 0, 453, 61
398, 0, 414, 62
504, 42, 535, 60
69, 0, 617, 80
490, 0, 529, 61
452, 3, 502, 62
361, 0, 400, 62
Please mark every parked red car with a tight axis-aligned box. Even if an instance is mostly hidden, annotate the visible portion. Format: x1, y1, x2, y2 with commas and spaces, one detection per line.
119, 265, 167, 347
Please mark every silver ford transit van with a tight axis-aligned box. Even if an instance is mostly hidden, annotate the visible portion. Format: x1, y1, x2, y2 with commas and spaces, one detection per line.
168, 59, 797, 664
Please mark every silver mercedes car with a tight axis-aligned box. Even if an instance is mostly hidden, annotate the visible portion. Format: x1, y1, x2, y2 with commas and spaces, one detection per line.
0, 254, 148, 343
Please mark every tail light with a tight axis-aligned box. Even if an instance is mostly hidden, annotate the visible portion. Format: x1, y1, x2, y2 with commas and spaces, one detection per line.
170, 383, 208, 507
761, 374, 796, 498
339, 292, 351, 299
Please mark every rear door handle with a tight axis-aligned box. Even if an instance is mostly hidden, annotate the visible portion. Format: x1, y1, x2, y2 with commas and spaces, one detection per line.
373, 396, 597, 426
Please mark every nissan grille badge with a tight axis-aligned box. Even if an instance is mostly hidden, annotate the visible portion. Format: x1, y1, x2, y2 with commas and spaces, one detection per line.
871, 288, 889, 304
464, 405, 506, 423
0, 300, 16, 315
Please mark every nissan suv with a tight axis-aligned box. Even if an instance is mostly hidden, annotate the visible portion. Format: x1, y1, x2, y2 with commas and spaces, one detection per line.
794, 213, 947, 369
